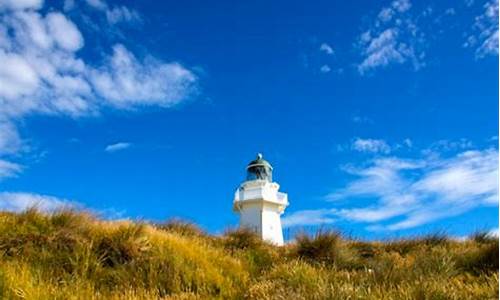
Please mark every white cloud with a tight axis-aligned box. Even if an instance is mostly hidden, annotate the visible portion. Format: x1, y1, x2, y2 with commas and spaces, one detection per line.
378, 8, 394, 23
0, 10, 93, 133
392, 0, 411, 12
339, 205, 412, 223
0, 160, 22, 179
464, 0, 498, 58
91, 44, 196, 108
63, 0, 75, 11
338, 138, 413, 154
0, 51, 40, 100
85, 0, 107, 11
319, 43, 334, 55
0, 0, 42, 10
0, 192, 76, 212
340, 148, 498, 230
329, 157, 423, 200
46, 12, 84, 52
0, 121, 23, 155
83, 0, 141, 25
287, 146, 498, 230
0, 121, 23, 179
0, 6, 196, 118
105, 142, 131, 153
357, 0, 425, 74
282, 209, 335, 228
352, 138, 391, 154
403, 138, 412, 148
106, 6, 141, 25
421, 139, 473, 157
413, 151, 497, 202
0, 191, 128, 219
0, 1, 197, 176
320, 64, 331, 73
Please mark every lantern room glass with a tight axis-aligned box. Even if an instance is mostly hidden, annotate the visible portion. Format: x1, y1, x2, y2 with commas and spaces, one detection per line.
246, 164, 272, 182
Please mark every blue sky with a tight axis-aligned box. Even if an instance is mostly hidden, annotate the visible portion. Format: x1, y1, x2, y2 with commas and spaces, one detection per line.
0, 0, 498, 240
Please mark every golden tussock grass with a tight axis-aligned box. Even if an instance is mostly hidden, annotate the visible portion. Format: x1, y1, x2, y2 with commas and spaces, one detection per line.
0, 209, 497, 299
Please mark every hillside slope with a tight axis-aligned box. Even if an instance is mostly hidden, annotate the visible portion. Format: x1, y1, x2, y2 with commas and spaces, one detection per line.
0, 209, 497, 299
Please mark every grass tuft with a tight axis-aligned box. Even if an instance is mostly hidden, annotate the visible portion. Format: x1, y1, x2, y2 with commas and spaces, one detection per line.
470, 230, 498, 244
294, 229, 342, 266
157, 219, 205, 237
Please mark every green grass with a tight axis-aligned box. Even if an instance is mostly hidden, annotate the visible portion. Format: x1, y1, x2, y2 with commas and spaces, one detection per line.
0, 209, 497, 299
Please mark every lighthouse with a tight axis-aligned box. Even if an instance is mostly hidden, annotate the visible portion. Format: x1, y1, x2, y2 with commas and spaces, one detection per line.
233, 153, 289, 245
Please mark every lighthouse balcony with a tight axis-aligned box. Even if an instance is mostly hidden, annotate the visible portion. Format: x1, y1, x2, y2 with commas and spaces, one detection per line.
276, 192, 288, 204
233, 182, 288, 211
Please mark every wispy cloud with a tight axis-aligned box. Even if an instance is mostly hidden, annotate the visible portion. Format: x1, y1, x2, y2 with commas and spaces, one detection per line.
0, 191, 127, 219
0, 0, 43, 10
337, 137, 413, 154
0, 192, 76, 212
351, 115, 373, 124
85, 0, 107, 10
105, 6, 141, 25
284, 145, 498, 231
282, 209, 336, 228
356, 0, 425, 74
0, 121, 23, 156
464, 0, 499, 58
105, 142, 132, 153
421, 139, 473, 157
81, 0, 142, 25
319, 43, 334, 55
352, 138, 391, 154
0, 160, 23, 179
320, 65, 331, 73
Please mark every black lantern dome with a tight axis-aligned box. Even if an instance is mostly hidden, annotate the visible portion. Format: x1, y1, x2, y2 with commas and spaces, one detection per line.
246, 153, 273, 182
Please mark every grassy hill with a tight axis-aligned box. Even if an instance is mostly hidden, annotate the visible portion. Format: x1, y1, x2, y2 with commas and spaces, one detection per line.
0, 209, 497, 299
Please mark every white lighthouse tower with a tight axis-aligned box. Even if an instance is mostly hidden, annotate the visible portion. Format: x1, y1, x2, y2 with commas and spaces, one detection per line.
233, 153, 289, 245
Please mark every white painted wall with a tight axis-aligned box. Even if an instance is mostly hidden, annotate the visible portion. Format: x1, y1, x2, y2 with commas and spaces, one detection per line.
261, 203, 284, 245
239, 202, 262, 235
233, 180, 289, 245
